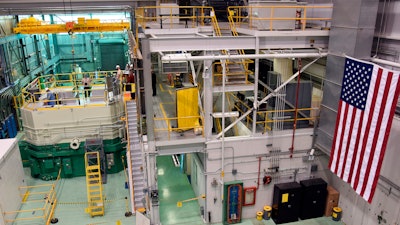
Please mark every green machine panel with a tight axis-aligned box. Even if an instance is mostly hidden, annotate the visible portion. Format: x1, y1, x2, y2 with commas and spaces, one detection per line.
62, 158, 73, 176
223, 181, 243, 224
20, 138, 126, 179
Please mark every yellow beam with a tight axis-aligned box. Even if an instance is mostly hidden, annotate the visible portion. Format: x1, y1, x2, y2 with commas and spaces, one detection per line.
14, 17, 129, 34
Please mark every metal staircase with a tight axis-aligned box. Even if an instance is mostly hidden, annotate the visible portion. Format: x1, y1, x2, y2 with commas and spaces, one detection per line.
209, 7, 251, 87
125, 100, 146, 213
84, 151, 105, 217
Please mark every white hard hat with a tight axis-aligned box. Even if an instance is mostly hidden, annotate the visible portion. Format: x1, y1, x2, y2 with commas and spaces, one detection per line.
116, 65, 120, 69
45, 87, 49, 91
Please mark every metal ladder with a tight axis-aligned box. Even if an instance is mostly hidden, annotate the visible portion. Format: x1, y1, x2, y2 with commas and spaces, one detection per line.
85, 138, 107, 183
84, 151, 105, 217
126, 100, 146, 213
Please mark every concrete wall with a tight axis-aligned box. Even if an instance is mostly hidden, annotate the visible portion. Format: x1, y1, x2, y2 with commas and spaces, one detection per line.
324, 116, 400, 225
0, 139, 26, 225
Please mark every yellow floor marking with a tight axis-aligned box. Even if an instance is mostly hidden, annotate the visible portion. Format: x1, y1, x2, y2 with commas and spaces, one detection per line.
159, 83, 165, 92
22, 191, 30, 202
159, 103, 171, 130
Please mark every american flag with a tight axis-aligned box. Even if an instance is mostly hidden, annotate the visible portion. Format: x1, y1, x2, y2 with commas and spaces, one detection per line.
329, 57, 400, 203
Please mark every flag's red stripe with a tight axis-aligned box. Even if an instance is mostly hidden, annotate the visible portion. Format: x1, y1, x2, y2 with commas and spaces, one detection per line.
348, 111, 364, 185
340, 106, 357, 179
334, 103, 349, 174
360, 68, 389, 197
354, 69, 382, 191
368, 72, 400, 203
329, 100, 344, 169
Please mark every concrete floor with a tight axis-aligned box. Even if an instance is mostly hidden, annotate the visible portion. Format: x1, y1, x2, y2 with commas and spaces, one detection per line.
14, 169, 133, 225
156, 155, 344, 225
13, 158, 344, 225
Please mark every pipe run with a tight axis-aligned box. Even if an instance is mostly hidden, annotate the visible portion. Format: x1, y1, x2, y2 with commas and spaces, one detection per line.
371, 58, 400, 69
216, 57, 322, 139
161, 52, 328, 62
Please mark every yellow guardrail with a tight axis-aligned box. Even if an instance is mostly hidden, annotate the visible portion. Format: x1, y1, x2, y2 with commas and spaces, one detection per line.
135, 5, 221, 51
135, 5, 217, 29
14, 70, 122, 112
14, 17, 130, 34
153, 115, 204, 141
229, 93, 318, 133
227, 5, 332, 31
212, 61, 253, 86
5, 170, 61, 225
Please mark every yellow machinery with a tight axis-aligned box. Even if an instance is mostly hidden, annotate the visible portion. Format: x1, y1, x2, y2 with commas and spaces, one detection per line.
176, 87, 200, 130
84, 152, 105, 217
14, 17, 130, 34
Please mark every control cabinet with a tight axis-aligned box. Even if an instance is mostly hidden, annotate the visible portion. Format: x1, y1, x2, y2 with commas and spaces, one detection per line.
272, 182, 302, 224
299, 178, 328, 219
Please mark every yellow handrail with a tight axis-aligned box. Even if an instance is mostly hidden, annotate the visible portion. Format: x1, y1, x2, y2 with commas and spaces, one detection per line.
228, 5, 332, 31
14, 70, 118, 112
6, 169, 61, 225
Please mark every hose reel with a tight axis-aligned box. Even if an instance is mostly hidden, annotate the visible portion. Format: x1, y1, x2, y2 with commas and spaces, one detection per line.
70, 138, 80, 150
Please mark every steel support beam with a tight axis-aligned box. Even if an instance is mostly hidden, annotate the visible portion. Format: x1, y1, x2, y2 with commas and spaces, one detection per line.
0, 0, 154, 15
149, 34, 329, 53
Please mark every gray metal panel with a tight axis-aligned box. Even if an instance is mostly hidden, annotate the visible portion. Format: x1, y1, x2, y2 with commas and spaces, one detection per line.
318, 106, 337, 139
325, 55, 345, 85
320, 80, 341, 111
314, 126, 333, 154
329, 27, 375, 58
331, 0, 362, 28
359, 0, 380, 28
353, 28, 376, 58
148, 35, 329, 52
314, 0, 379, 155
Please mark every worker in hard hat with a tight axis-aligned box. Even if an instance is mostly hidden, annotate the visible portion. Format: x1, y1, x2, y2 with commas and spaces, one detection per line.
44, 87, 56, 107
81, 74, 92, 103
116, 65, 123, 83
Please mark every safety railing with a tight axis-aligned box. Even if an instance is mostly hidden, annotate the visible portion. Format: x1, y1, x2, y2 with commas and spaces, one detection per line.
135, 5, 218, 30
135, 5, 222, 50
212, 61, 252, 86
227, 5, 332, 31
14, 70, 123, 111
229, 93, 318, 133
4, 170, 61, 225
227, 9, 253, 73
153, 115, 204, 141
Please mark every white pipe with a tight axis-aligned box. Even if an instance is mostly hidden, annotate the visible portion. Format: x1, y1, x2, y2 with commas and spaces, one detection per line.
189, 60, 197, 86
216, 57, 322, 139
162, 52, 328, 61
252, 36, 260, 135
221, 60, 226, 201
371, 58, 400, 68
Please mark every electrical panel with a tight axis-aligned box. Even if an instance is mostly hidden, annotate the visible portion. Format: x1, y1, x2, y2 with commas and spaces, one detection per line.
272, 182, 302, 224
299, 178, 327, 219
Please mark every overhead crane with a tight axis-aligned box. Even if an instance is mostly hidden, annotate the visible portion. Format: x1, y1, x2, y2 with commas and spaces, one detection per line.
13, 17, 130, 34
